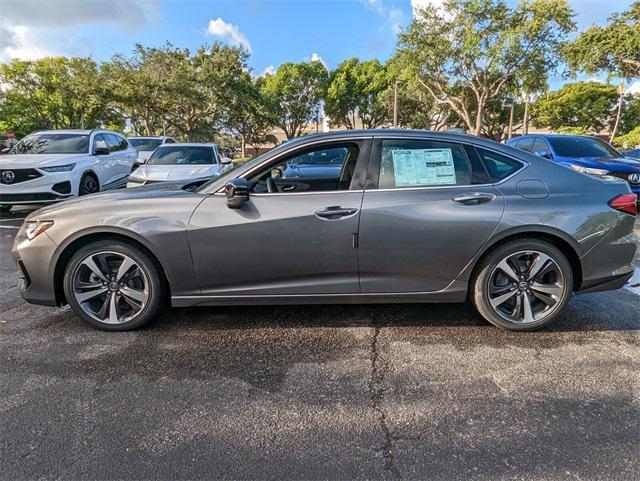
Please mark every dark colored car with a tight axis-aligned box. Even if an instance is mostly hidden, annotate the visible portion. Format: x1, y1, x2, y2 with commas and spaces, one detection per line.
12, 130, 637, 332
506, 134, 640, 197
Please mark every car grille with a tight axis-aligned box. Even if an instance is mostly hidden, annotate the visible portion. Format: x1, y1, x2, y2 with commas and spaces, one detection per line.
0, 169, 42, 185
0, 193, 58, 202
609, 172, 640, 185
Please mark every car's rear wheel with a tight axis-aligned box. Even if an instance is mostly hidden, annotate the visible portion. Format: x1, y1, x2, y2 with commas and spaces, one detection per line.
79, 173, 99, 196
63, 240, 164, 331
472, 239, 573, 331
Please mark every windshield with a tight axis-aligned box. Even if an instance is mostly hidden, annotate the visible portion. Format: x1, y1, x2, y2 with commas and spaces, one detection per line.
148, 146, 214, 165
547, 137, 621, 159
129, 138, 163, 151
10, 133, 90, 154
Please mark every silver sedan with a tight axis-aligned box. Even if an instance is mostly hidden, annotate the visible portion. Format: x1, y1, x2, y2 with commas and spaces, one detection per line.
12, 130, 638, 331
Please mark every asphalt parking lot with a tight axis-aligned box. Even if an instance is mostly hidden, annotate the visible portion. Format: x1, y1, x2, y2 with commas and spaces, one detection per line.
1, 206, 639, 481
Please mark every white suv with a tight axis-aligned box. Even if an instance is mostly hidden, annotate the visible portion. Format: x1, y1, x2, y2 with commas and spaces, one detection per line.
0, 129, 136, 212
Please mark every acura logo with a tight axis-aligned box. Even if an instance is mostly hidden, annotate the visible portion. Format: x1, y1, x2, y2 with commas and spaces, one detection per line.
1, 171, 15, 184
629, 173, 640, 185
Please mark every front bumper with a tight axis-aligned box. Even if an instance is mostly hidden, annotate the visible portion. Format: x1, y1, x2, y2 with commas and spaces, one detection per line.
0, 170, 75, 205
12, 226, 60, 306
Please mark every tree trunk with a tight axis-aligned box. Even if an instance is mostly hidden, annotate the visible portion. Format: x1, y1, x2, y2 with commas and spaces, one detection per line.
473, 103, 485, 136
610, 79, 625, 144
241, 134, 246, 158
523, 95, 530, 135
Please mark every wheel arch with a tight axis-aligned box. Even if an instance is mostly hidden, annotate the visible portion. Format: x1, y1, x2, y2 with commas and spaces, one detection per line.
468, 227, 583, 292
52, 229, 170, 306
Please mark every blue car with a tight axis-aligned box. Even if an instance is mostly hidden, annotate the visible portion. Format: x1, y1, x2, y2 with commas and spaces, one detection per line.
506, 134, 640, 197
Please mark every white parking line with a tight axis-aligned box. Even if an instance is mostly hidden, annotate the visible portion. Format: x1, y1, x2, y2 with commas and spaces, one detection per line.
0, 225, 20, 229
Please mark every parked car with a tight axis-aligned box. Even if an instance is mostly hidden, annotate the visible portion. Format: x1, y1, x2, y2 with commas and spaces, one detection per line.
128, 136, 177, 166
12, 130, 637, 332
0, 130, 136, 212
126, 143, 232, 188
506, 134, 640, 198
625, 148, 640, 160
279, 147, 346, 190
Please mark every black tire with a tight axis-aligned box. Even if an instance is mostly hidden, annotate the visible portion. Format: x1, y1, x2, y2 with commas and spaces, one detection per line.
63, 240, 165, 331
471, 238, 573, 331
79, 173, 99, 196
0, 205, 11, 212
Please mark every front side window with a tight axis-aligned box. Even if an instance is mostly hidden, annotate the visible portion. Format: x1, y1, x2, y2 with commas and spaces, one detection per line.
11, 133, 90, 154
531, 138, 551, 157
378, 140, 475, 188
477, 148, 523, 182
515, 137, 534, 153
105, 134, 124, 152
547, 136, 621, 158
148, 146, 214, 165
249, 143, 360, 193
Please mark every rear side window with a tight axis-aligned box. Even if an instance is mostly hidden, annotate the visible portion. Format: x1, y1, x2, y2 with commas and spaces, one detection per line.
378, 140, 478, 188
477, 149, 523, 182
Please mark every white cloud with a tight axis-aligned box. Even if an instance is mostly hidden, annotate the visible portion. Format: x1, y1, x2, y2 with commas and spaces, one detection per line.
0, 25, 94, 62
1, 0, 160, 30
310, 53, 328, 69
260, 64, 276, 76
0, 0, 159, 61
359, 0, 405, 34
205, 18, 252, 52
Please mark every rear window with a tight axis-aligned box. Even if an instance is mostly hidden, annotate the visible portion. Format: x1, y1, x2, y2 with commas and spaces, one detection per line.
477, 148, 523, 182
148, 146, 214, 165
129, 139, 163, 151
547, 137, 621, 158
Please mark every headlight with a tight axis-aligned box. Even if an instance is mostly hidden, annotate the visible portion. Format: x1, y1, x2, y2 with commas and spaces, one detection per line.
40, 163, 76, 172
24, 220, 54, 240
570, 164, 609, 177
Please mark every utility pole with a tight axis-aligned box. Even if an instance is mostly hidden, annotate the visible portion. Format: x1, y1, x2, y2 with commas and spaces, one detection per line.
507, 103, 515, 140
523, 94, 530, 135
393, 80, 399, 127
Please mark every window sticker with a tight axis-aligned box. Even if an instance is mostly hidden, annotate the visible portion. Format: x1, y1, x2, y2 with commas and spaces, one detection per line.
391, 148, 457, 186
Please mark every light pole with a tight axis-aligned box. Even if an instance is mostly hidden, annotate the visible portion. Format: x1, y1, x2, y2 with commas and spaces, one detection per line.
393, 80, 399, 127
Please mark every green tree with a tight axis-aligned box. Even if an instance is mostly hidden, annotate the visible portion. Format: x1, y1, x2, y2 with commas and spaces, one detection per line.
0, 57, 122, 135
564, 2, 640, 141
324, 58, 390, 129
532, 81, 618, 133
260, 61, 328, 139
104, 42, 250, 141
614, 126, 640, 148
227, 75, 277, 156
396, 0, 575, 135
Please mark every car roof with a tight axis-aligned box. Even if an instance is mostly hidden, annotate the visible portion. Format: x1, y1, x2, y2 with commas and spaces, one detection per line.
156, 143, 217, 147
129, 136, 173, 140
31, 129, 124, 136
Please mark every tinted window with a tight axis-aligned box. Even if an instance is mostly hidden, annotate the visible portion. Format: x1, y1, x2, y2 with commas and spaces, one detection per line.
378, 140, 474, 188
93, 134, 109, 153
516, 137, 534, 152
165, 138, 177, 144
11, 133, 90, 154
148, 146, 214, 165
105, 134, 125, 152
129, 138, 163, 151
250, 143, 360, 193
531, 138, 551, 157
547, 136, 621, 158
477, 149, 523, 182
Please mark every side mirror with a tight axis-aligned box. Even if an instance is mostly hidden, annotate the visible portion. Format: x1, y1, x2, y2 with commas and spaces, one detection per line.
533, 150, 551, 159
225, 178, 250, 209
94, 147, 110, 156
0, 147, 10, 155
221, 156, 233, 165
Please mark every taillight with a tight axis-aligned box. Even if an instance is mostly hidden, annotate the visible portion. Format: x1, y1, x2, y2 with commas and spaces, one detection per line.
609, 193, 638, 216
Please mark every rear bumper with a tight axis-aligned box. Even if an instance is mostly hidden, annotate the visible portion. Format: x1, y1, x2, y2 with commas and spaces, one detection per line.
577, 270, 634, 294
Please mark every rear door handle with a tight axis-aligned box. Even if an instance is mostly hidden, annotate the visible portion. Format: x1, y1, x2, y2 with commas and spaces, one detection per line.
452, 192, 496, 205
315, 206, 359, 219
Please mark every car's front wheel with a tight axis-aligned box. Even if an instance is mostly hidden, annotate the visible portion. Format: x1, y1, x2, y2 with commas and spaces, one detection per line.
79, 173, 99, 196
472, 238, 573, 331
63, 240, 164, 331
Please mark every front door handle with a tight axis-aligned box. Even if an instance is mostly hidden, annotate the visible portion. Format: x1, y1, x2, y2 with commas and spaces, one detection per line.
315, 206, 358, 219
452, 192, 496, 205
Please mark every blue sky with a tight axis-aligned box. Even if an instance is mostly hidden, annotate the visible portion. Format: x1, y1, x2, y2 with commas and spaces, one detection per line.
0, 0, 635, 89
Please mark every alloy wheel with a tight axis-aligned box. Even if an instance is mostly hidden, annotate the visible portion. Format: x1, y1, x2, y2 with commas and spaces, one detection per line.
72, 251, 150, 324
487, 250, 566, 324
81, 175, 99, 195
